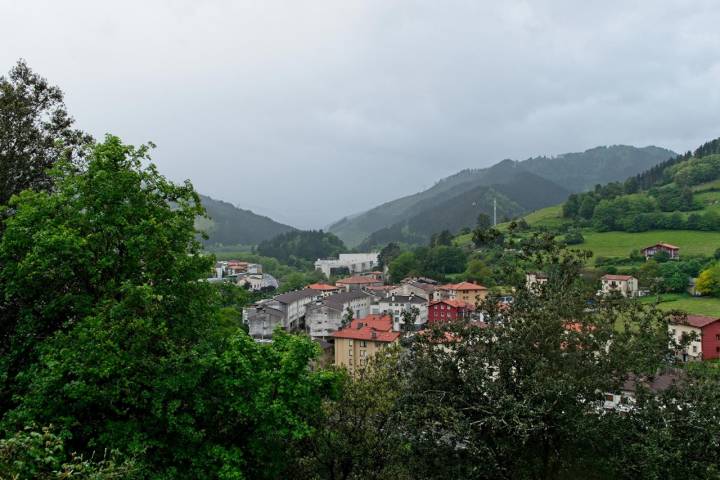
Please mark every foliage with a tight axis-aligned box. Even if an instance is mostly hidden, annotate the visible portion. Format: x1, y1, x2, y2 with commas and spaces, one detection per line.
0, 425, 138, 479
696, 263, 720, 297
388, 252, 419, 284
377, 242, 401, 269
563, 227, 584, 245
0, 136, 340, 479
257, 230, 346, 268
0, 60, 91, 206
429, 230, 453, 247
463, 259, 494, 286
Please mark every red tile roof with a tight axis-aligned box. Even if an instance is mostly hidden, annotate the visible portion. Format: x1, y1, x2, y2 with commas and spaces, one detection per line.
332, 315, 400, 342
429, 299, 475, 310
601, 274, 635, 281
307, 283, 340, 291
336, 276, 382, 285
671, 315, 720, 329
440, 281, 488, 291
642, 243, 680, 251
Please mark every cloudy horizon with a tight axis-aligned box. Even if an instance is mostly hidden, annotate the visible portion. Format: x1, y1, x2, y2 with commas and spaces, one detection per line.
2, 0, 720, 228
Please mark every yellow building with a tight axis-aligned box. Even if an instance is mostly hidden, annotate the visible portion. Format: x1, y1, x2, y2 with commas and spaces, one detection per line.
434, 281, 488, 306
332, 314, 400, 374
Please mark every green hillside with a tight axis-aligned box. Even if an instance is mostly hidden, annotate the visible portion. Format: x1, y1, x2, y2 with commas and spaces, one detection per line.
330, 145, 675, 246
581, 230, 720, 260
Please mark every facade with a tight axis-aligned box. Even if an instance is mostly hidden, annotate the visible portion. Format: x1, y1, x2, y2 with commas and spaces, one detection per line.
305, 291, 373, 340
434, 281, 488, 306
525, 272, 548, 291
392, 278, 438, 300
243, 288, 321, 339
669, 315, 720, 361
371, 293, 428, 331
600, 274, 639, 298
314, 253, 379, 277
236, 273, 279, 292
641, 243, 680, 260
332, 315, 400, 373
336, 275, 384, 291
428, 299, 474, 324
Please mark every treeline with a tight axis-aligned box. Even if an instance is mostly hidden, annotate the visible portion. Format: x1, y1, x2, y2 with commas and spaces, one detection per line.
256, 229, 346, 268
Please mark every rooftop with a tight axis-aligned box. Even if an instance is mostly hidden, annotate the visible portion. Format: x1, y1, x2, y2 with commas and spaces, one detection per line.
440, 281, 488, 291
429, 299, 475, 309
332, 314, 400, 342
336, 275, 383, 285
307, 283, 340, 291
643, 243, 680, 250
322, 291, 372, 310
379, 294, 426, 304
274, 288, 319, 304
601, 274, 635, 281
670, 314, 720, 329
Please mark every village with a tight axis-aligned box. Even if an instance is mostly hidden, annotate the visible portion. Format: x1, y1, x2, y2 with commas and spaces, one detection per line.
210, 242, 720, 384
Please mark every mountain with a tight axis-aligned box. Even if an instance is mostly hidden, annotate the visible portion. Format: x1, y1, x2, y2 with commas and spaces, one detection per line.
329, 145, 676, 246
197, 194, 296, 246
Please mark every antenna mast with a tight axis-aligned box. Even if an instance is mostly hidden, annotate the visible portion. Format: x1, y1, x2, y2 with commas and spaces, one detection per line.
493, 198, 497, 226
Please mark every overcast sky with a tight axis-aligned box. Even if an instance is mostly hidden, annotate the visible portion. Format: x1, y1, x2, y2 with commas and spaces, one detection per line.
2, 1, 720, 228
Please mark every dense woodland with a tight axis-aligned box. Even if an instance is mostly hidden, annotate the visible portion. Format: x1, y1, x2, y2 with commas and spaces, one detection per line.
1, 62, 720, 480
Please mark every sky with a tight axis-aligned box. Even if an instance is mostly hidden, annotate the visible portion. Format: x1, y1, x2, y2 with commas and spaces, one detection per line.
2, 0, 720, 228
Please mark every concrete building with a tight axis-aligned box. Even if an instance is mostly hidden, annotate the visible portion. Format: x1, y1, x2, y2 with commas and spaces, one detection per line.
525, 272, 548, 291
332, 315, 400, 373
236, 273, 279, 292
243, 288, 321, 339
392, 277, 439, 300
314, 253, 379, 277
600, 274, 639, 298
371, 293, 428, 331
305, 291, 373, 340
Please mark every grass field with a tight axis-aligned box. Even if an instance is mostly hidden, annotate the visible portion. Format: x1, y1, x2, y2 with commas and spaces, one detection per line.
580, 230, 720, 260
640, 293, 720, 317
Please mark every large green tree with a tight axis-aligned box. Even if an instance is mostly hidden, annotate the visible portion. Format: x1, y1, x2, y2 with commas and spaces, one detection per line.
0, 136, 338, 479
0, 60, 91, 206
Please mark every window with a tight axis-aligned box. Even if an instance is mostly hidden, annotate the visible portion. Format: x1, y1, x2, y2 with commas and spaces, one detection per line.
360, 341, 367, 347
360, 350, 367, 357
716, 334, 720, 341
692, 345, 698, 353
348, 348, 352, 356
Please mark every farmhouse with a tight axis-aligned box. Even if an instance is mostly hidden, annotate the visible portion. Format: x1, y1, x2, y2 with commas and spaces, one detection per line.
641, 243, 679, 260
669, 314, 720, 361
600, 274, 639, 298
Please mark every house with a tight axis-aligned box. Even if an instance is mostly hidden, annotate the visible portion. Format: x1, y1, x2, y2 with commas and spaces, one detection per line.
305, 291, 373, 340
243, 288, 321, 339
600, 274, 639, 298
371, 293, 428, 331
314, 253, 379, 277
336, 275, 384, 292
604, 370, 683, 412
332, 315, 400, 373
391, 278, 438, 301
525, 271, 548, 291
669, 315, 720, 361
236, 273, 279, 292
433, 281, 488, 306
641, 243, 680, 260
307, 282, 342, 297
428, 299, 475, 324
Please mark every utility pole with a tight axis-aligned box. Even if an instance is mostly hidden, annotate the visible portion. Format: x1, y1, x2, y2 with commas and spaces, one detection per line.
493, 198, 497, 226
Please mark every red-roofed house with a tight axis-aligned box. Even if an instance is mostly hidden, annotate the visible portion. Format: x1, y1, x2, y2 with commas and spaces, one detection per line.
336, 275, 384, 292
428, 299, 475, 324
669, 315, 720, 361
434, 281, 488, 305
600, 274, 639, 298
307, 283, 342, 297
641, 243, 680, 260
332, 315, 400, 372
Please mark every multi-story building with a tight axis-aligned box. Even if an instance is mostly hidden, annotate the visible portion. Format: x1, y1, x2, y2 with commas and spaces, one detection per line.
427, 299, 474, 324
371, 293, 428, 331
669, 315, 720, 361
243, 288, 321, 339
434, 281, 488, 306
307, 282, 342, 297
391, 277, 438, 300
332, 315, 400, 373
336, 275, 384, 292
314, 253, 379, 277
305, 291, 373, 340
600, 274, 639, 298
525, 271, 548, 291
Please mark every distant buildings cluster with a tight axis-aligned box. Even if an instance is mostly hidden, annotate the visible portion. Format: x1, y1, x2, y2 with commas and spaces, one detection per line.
209, 260, 279, 292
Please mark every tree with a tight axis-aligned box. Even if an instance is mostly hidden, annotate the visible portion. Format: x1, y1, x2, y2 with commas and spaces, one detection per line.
400, 306, 420, 333
378, 242, 401, 270
0, 136, 339, 479
0, 60, 91, 206
464, 259, 493, 285
564, 228, 584, 245
430, 229, 453, 247
342, 306, 354, 328
388, 252, 418, 283
696, 263, 720, 297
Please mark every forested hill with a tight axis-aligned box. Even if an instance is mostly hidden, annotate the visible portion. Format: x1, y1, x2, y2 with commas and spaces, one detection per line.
197, 194, 296, 246
330, 145, 675, 247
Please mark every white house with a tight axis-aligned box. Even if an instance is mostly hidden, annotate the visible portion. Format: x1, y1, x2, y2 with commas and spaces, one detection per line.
371, 293, 428, 331
314, 253, 379, 277
600, 274, 639, 298
305, 291, 373, 340
244, 288, 321, 339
